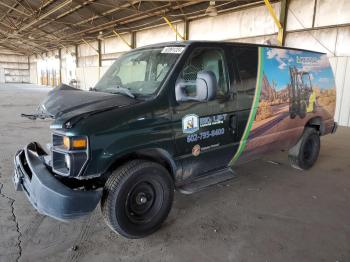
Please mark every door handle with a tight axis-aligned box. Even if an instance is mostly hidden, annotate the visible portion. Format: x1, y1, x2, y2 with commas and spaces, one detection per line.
229, 115, 237, 134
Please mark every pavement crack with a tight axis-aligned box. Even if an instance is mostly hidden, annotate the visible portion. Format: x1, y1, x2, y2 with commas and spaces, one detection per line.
0, 181, 22, 262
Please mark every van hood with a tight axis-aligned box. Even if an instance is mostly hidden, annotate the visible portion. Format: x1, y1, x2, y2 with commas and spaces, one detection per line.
23, 84, 138, 127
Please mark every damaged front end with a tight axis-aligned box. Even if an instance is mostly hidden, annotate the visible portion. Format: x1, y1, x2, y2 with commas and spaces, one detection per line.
13, 142, 102, 221
14, 84, 137, 220
21, 83, 137, 128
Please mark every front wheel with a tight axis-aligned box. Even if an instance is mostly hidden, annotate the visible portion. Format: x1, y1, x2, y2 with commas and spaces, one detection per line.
101, 160, 174, 238
288, 127, 320, 170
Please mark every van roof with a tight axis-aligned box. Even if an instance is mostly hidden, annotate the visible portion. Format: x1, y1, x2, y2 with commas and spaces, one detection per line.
136, 40, 326, 55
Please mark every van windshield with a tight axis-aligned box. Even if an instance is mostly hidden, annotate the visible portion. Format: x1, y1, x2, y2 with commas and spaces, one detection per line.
94, 47, 182, 98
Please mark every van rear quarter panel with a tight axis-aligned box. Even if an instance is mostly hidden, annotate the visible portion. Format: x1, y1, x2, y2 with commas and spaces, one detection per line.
233, 47, 336, 164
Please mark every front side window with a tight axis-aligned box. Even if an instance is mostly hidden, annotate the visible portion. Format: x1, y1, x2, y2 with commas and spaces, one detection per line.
177, 47, 229, 98
94, 47, 182, 98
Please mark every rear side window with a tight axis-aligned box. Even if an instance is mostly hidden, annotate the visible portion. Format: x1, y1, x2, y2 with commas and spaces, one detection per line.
233, 47, 258, 96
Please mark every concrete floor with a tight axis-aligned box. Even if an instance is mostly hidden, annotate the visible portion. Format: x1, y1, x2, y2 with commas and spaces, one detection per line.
0, 83, 349, 262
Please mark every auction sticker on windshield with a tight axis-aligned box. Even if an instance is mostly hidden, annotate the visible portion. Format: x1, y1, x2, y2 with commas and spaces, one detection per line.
161, 46, 185, 54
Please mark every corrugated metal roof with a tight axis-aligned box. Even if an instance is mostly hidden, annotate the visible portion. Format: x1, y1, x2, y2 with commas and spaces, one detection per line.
0, 0, 274, 55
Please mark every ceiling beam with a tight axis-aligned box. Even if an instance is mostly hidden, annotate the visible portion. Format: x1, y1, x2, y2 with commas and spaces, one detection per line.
18, 0, 73, 32
55, 1, 202, 40
37, 0, 99, 30
0, 1, 31, 17
0, 0, 274, 54
52, 1, 141, 36
0, 0, 25, 24
0, 42, 30, 55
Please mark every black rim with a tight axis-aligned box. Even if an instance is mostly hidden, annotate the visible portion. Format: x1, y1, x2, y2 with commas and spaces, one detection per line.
124, 180, 163, 224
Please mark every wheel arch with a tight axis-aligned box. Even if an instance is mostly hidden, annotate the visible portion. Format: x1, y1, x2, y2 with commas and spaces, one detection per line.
305, 116, 325, 135
106, 148, 177, 180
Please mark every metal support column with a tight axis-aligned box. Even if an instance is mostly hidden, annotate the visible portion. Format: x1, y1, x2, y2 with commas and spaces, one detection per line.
131, 31, 136, 49
58, 48, 62, 84
279, 0, 289, 46
184, 19, 189, 40
312, 0, 318, 28
75, 45, 78, 68
162, 16, 185, 41
98, 39, 102, 67
263, 0, 285, 46
113, 30, 132, 49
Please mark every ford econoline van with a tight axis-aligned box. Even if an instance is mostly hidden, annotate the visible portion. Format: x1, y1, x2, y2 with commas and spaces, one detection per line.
14, 41, 337, 238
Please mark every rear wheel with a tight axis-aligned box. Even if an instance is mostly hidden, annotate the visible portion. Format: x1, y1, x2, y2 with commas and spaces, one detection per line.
288, 127, 320, 170
101, 160, 174, 238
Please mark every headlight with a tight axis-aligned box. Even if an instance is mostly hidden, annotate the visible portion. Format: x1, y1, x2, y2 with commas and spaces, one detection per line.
52, 133, 89, 177
63, 136, 87, 150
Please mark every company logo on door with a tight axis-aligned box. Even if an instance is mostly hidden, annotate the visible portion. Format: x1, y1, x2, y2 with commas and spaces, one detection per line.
182, 114, 199, 134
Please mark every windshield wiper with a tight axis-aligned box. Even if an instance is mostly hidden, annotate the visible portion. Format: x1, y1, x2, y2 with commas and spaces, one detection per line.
104, 86, 135, 99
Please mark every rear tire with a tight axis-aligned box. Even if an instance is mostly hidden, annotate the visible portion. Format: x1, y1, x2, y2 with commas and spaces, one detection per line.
288, 127, 320, 170
101, 160, 174, 239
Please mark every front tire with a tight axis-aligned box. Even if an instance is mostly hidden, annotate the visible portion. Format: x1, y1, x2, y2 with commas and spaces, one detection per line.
288, 127, 320, 170
101, 160, 174, 238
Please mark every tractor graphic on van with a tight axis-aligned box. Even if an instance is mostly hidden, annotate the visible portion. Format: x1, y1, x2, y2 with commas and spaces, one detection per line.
288, 66, 316, 119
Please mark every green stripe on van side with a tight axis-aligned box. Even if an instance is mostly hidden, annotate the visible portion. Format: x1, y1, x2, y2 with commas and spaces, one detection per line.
229, 47, 264, 166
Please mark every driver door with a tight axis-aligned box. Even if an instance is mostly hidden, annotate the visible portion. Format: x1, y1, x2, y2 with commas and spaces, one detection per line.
171, 46, 237, 181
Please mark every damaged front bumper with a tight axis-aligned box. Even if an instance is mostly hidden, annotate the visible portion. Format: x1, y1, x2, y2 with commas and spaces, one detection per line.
13, 142, 102, 221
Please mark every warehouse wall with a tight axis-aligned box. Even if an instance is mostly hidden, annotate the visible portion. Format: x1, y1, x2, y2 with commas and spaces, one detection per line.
29, 0, 350, 126
29, 55, 37, 84
61, 46, 76, 86
76, 41, 99, 89
0, 49, 29, 83
189, 3, 280, 41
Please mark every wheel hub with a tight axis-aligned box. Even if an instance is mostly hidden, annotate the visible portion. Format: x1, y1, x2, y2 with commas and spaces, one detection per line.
136, 193, 148, 205
126, 181, 160, 223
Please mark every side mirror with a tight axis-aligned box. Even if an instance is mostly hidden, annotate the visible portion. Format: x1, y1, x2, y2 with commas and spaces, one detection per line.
175, 70, 217, 102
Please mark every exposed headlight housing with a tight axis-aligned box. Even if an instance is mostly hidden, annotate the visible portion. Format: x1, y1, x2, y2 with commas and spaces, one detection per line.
52, 133, 89, 177
64, 153, 71, 170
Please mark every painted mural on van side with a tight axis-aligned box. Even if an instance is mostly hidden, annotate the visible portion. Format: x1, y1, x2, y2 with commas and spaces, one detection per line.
231, 47, 336, 164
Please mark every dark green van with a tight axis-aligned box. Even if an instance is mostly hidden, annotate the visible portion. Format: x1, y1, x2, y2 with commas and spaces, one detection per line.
14, 41, 337, 238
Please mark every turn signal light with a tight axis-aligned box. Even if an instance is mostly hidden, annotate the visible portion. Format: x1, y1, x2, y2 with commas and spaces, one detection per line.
72, 138, 87, 149
63, 136, 87, 150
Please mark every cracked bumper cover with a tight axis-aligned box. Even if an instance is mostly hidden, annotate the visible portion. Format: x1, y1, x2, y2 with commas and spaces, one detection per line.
13, 142, 102, 221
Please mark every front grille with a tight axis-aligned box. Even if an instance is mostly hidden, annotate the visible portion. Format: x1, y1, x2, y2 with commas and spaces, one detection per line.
52, 151, 70, 176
